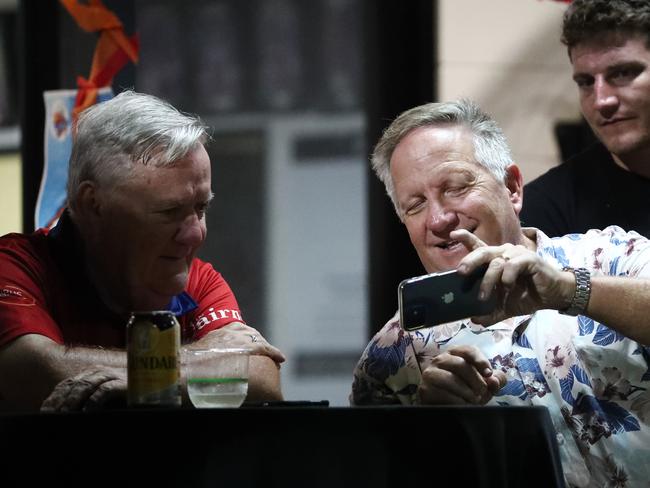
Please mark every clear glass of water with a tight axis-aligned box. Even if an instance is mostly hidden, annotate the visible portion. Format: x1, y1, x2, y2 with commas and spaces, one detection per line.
185, 348, 250, 408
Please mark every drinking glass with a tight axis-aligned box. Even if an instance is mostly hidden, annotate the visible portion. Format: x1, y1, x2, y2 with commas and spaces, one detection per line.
185, 348, 250, 408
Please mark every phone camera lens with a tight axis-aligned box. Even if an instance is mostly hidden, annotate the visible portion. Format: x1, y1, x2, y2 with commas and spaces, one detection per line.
405, 304, 426, 330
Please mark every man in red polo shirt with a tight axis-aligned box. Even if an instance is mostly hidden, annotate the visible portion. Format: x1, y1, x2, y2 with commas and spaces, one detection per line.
0, 91, 285, 411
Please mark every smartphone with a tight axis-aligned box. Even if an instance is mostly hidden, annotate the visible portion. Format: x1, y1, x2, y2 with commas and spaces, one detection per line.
242, 400, 330, 408
398, 264, 497, 331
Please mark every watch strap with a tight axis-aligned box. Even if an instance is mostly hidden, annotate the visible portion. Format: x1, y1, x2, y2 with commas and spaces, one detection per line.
560, 267, 591, 316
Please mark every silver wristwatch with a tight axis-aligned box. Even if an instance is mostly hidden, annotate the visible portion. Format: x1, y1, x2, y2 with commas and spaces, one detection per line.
560, 267, 591, 316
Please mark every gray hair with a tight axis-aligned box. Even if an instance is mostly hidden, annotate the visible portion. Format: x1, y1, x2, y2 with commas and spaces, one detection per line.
371, 99, 513, 218
67, 90, 209, 215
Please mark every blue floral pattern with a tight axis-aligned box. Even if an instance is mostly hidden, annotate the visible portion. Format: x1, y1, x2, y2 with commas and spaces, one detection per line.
351, 226, 650, 487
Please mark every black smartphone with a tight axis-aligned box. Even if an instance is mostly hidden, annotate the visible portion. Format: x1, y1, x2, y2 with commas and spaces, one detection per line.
242, 400, 330, 408
398, 264, 497, 331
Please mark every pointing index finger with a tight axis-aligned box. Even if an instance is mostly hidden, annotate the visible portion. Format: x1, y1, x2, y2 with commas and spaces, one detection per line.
452, 230, 491, 275
450, 229, 486, 251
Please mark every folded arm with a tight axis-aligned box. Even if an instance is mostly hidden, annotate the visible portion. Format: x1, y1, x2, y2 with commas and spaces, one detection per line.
0, 333, 125, 411
0, 321, 285, 412
187, 322, 285, 402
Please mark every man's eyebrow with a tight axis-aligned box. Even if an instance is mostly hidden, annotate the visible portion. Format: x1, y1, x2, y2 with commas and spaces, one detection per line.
572, 71, 590, 81
167, 190, 214, 205
607, 60, 644, 71
153, 199, 183, 210
154, 195, 212, 210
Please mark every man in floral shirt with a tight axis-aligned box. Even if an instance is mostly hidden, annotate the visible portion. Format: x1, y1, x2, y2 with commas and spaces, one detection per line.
352, 99, 650, 487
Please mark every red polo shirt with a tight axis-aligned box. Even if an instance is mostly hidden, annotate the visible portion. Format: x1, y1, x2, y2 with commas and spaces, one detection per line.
0, 213, 242, 348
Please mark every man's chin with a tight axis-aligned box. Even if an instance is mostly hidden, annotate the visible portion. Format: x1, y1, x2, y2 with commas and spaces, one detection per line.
422, 250, 467, 273
599, 131, 647, 157
132, 277, 188, 311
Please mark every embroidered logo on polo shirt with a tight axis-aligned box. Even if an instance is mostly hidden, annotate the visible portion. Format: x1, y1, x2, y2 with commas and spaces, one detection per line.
0, 285, 36, 306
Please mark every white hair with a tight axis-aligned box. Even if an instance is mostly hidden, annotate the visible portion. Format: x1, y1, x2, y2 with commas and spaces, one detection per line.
67, 90, 209, 216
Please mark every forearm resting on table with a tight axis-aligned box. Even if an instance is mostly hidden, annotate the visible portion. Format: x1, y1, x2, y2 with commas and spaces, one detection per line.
180, 345, 284, 403
246, 355, 283, 402
0, 333, 125, 411
185, 322, 285, 401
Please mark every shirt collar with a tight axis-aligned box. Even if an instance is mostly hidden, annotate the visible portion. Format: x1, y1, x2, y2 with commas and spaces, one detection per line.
166, 292, 198, 316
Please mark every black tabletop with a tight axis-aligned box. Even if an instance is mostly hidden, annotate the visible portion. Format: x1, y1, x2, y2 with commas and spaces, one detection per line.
0, 405, 564, 488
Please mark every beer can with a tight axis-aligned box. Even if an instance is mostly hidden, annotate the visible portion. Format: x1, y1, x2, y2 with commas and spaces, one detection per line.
127, 310, 181, 407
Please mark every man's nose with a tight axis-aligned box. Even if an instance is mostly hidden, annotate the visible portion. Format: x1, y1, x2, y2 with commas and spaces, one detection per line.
425, 202, 458, 234
593, 77, 619, 119
175, 213, 205, 247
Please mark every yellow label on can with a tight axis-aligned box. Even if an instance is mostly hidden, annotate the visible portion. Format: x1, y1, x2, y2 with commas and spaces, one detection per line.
127, 313, 181, 407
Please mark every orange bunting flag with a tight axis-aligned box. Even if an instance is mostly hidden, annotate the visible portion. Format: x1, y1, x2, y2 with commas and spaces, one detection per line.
59, 0, 139, 117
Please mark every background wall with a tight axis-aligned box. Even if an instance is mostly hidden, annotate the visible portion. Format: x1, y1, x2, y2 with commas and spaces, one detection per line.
438, 0, 581, 182
0, 153, 20, 235
0, 0, 18, 236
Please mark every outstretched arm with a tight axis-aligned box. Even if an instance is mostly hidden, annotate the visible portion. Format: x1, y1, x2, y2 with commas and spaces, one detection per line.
453, 229, 650, 345
571, 275, 650, 345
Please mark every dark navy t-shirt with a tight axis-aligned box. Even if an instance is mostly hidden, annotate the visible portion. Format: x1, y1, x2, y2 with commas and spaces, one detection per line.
521, 142, 650, 238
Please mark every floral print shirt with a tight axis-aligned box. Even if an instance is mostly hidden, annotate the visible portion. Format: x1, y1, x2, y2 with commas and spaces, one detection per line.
351, 227, 650, 487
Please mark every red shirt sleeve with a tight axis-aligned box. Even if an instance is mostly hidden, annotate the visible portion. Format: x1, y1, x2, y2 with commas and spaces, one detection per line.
0, 233, 65, 347
182, 258, 244, 341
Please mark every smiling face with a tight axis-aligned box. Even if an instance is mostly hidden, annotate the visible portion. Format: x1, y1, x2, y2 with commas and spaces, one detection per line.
80, 144, 213, 312
571, 34, 650, 170
390, 125, 524, 273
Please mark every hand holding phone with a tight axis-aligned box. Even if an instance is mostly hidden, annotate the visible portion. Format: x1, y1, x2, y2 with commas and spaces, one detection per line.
398, 264, 497, 331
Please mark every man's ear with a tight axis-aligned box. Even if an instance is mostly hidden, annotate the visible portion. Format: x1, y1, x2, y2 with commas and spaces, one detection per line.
74, 181, 102, 219
504, 164, 524, 215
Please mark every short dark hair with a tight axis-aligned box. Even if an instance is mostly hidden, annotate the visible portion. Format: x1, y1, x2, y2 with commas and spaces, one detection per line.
562, 0, 650, 50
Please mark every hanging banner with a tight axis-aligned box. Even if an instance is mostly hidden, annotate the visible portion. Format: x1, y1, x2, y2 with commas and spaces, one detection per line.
36, 87, 114, 230
60, 0, 139, 115
34, 0, 139, 230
